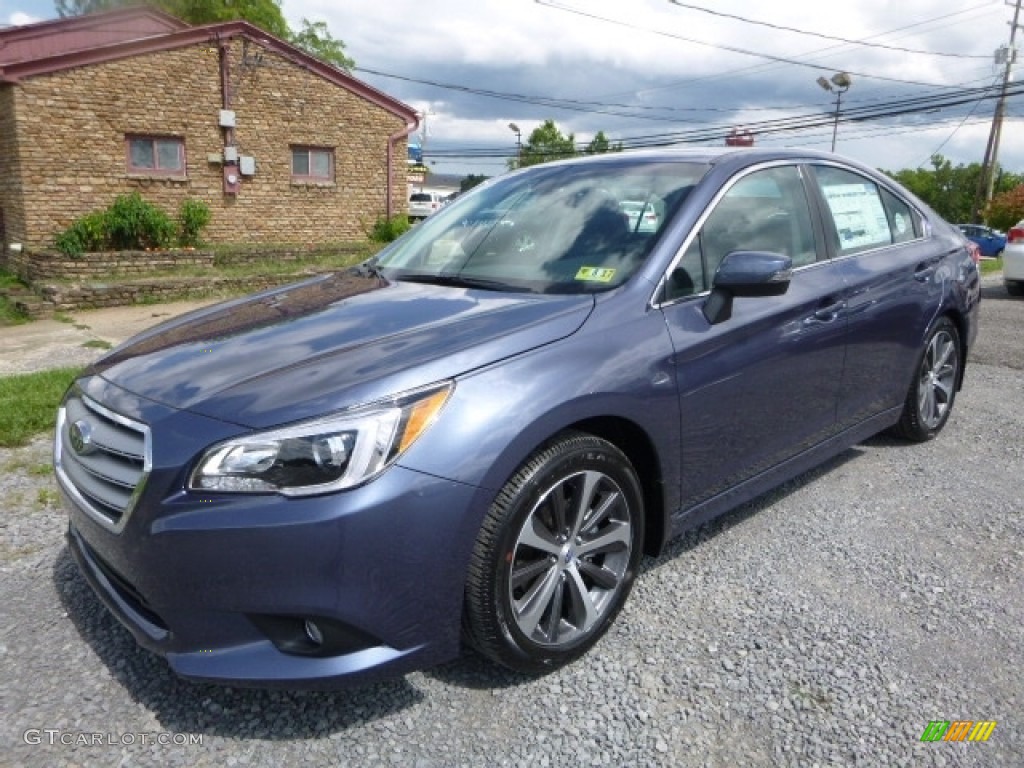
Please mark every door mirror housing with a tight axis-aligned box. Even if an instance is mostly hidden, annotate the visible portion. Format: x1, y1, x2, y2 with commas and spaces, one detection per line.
703, 251, 793, 325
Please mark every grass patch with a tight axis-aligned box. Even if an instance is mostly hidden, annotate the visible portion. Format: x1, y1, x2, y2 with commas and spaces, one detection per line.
0, 456, 52, 475
81, 339, 113, 350
979, 256, 1002, 276
0, 268, 25, 291
52, 312, 74, 323
35, 487, 60, 509
0, 296, 29, 326
0, 269, 30, 325
0, 368, 81, 448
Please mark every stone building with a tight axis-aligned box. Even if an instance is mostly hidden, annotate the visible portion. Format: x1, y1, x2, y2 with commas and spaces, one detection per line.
0, 8, 418, 255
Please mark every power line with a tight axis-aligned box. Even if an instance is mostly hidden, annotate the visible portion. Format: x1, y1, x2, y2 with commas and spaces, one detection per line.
594, 2, 1001, 100
421, 82, 1023, 160
666, 1, 990, 59
915, 75, 1002, 167
534, 0, 984, 89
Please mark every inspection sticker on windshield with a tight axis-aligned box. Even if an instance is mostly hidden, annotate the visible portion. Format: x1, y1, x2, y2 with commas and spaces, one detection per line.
575, 267, 616, 282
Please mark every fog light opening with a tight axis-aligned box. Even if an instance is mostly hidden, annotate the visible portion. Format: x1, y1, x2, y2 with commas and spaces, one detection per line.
304, 619, 324, 646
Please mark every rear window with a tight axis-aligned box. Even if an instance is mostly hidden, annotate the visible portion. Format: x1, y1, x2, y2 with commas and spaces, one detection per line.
410, 193, 434, 202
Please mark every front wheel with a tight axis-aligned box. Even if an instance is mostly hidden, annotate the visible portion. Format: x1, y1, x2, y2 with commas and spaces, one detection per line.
463, 432, 643, 674
1006, 280, 1024, 297
892, 317, 961, 442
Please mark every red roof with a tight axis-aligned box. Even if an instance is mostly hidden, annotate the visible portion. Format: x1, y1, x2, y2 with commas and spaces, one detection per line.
0, 7, 188, 66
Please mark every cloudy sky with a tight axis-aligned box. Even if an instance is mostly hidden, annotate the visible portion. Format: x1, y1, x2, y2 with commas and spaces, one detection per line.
5, 0, 1022, 178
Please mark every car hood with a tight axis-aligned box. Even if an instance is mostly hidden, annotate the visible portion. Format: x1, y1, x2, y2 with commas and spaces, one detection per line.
90, 272, 594, 428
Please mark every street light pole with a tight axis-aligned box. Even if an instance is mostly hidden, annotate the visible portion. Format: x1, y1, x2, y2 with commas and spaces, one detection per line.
508, 122, 522, 168
816, 73, 852, 152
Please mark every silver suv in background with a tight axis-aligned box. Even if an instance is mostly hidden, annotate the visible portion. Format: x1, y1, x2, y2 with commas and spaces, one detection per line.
408, 191, 445, 221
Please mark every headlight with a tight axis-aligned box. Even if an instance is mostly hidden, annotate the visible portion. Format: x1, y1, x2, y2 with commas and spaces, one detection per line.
189, 382, 452, 496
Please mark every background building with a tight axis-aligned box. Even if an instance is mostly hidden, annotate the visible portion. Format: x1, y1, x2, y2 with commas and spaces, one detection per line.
0, 8, 418, 255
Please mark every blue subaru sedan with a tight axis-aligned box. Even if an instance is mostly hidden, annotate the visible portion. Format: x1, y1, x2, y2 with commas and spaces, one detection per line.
57, 148, 980, 688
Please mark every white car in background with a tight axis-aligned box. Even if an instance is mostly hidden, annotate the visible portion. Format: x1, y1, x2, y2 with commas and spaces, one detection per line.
408, 191, 445, 221
619, 200, 660, 233
1004, 220, 1024, 297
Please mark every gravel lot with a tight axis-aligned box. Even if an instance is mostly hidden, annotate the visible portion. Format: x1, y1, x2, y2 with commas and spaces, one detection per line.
1, 276, 1021, 767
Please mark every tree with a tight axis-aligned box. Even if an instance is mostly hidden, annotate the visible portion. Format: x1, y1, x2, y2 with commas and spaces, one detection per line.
54, 0, 352, 70
510, 120, 620, 169
515, 120, 576, 169
460, 174, 489, 192
288, 18, 354, 71
985, 185, 1024, 232
583, 131, 622, 156
882, 154, 1023, 225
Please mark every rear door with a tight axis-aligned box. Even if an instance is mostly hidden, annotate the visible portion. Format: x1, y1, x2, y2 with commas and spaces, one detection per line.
805, 164, 943, 431
659, 163, 849, 512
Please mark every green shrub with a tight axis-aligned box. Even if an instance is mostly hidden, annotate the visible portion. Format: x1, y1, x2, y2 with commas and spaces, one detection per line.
105, 192, 175, 250
54, 193, 202, 255
54, 212, 108, 256
368, 214, 411, 243
178, 199, 212, 247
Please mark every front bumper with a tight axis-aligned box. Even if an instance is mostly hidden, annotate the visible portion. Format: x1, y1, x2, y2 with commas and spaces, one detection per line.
61, 396, 486, 688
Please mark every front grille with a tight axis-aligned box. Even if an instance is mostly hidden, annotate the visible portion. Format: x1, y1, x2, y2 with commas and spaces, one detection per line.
56, 391, 151, 533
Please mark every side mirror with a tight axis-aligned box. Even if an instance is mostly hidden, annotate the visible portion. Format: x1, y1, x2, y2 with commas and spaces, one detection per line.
703, 250, 793, 325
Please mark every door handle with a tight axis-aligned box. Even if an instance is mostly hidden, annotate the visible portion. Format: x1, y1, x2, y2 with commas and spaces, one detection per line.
914, 259, 939, 282
807, 300, 845, 324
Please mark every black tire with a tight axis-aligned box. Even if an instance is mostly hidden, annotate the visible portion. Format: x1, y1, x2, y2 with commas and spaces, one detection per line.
463, 431, 644, 673
1006, 281, 1024, 297
892, 317, 961, 442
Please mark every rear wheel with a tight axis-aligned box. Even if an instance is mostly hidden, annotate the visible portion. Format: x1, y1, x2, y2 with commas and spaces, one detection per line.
892, 317, 961, 442
1006, 280, 1024, 297
463, 432, 643, 673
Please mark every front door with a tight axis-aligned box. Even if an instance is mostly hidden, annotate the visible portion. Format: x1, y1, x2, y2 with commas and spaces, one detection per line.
659, 164, 848, 513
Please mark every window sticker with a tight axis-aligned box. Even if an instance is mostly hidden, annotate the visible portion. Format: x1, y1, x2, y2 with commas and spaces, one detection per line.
575, 266, 616, 282
821, 183, 891, 251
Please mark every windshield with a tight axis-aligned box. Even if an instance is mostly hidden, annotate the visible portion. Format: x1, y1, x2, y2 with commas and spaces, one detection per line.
377, 160, 709, 293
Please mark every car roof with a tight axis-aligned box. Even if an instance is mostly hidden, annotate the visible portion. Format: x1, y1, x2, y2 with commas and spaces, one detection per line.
540, 146, 845, 166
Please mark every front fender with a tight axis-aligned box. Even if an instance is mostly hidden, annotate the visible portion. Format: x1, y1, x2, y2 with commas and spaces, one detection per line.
397, 304, 681, 517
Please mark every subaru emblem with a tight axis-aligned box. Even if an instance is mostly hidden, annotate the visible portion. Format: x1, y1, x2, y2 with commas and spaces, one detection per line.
69, 419, 95, 456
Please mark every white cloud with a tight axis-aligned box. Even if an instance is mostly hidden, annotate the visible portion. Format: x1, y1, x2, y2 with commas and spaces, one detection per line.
281, 0, 1020, 176
8, 12, 42, 26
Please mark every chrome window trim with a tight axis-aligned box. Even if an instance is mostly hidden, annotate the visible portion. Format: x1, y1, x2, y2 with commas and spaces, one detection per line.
55, 390, 152, 535
652, 160, 813, 309
807, 159, 930, 256
650, 159, 932, 310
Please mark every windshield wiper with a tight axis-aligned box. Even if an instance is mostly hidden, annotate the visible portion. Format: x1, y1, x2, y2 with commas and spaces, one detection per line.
395, 273, 525, 292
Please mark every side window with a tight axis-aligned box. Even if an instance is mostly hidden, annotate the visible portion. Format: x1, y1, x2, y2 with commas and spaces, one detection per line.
666, 165, 817, 301
126, 135, 185, 176
879, 187, 919, 243
812, 166, 896, 255
291, 146, 334, 182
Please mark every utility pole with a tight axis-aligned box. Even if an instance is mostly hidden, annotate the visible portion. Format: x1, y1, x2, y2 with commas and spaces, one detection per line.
974, 0, 1022, 222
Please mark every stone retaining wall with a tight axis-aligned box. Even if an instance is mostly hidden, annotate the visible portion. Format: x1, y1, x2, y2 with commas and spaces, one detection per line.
39, 271, 331, 311
3, 243, 371, 314
6, 249, 215, 282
